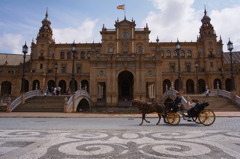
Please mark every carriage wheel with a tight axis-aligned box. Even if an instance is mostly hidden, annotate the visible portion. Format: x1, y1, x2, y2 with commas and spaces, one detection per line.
192, 116, 201, 124
198, 109, 216, 126
167, 113, 180, 126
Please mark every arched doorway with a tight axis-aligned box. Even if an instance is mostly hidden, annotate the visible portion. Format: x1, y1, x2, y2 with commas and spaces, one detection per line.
59, 80, 66, 94
77, 98, 90, 112
174, 79, 180, 91
118, 71, 134, 101
163, 79, 171, 93
186, 79, 194, 94
214, 78, 222, 89
1, 81, 11, 95
32, 80, 40, 90
225, 78, 231, 91
198, 79, 206, 93
81, 80, 89, 92
69, 80, 77, 92
48, 80, 55, 93
24, 80, 29, 92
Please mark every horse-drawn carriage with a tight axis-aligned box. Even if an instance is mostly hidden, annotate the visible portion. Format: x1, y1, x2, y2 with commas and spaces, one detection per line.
132, 99, 216, 126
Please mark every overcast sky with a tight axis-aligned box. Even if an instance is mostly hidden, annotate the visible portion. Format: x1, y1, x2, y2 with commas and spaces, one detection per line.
0, 0, 240, 54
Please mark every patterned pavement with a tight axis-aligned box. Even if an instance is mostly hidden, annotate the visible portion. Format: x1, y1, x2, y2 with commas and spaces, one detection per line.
0, 129, 239, 159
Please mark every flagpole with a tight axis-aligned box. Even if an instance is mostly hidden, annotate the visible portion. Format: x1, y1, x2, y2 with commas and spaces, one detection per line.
124, 3, 126, 18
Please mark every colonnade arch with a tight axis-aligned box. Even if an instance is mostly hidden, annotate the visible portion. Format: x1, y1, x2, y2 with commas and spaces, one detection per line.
118, 71, 134, 101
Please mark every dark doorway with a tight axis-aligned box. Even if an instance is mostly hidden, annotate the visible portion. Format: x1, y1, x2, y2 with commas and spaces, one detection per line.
59, 80, 66, 94
186, 79, 194, 94
1, 81, 11, 95
70, 80, 78, 92
214, 78, 222, 89
81, 80, 89, 92
163, 79, 171, 93
198, 79, 206, 93
225, 78, 231, 91
32, 80, 40, 90
24, 80, 29, 92
118, 71, 134, 100
48, 80, 55, 93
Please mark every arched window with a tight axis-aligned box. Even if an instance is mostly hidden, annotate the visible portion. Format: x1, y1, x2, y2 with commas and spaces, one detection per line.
166, 50, 171, 58
67, 52, 71, 59
173, 51, 177, 57
120, 32, 130, 39
180, 50, 185, 57
81, 51, 85, 59
187, 50, 192, 57
160, 50, 164, 57
60, 52, 65, 59
87, 51, 91, 59
75, 52, 78, 59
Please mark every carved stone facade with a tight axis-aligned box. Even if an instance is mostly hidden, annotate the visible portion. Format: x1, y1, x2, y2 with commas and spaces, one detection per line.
0, 10, 239, 107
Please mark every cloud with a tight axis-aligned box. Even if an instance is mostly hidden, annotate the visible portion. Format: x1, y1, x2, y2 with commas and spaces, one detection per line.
53, 19, 99, 43
0, 33, 23, 54
211, 6, 240, 51
145, 0, 240, 51
144, 0, 201, 42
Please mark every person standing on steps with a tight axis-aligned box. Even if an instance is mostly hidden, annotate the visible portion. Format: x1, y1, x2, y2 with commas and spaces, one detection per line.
205, 89, 210, 97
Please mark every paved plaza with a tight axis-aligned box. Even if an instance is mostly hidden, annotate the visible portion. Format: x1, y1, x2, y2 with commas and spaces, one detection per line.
0, 116, 240, 159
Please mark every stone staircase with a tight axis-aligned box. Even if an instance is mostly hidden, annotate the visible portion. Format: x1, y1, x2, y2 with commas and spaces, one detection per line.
13, 96, 69, 112
185, 95, 240, 112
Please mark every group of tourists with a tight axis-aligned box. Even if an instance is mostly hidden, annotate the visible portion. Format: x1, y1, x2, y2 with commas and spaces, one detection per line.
40, 86, 62, 96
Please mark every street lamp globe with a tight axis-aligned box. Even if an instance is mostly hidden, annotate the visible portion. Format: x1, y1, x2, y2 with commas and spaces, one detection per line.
71, 41, 77, 52
175, 39, 181, 51
22, 42, 28, 54
227, 39, 233, 51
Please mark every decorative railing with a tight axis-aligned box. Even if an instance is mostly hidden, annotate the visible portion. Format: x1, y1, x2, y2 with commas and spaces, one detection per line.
236, 96, 240, 105
10, 96, 21, 111
66, 96, 73, 112
218, 90, 232, 99
26, 90, 40, 100
10, 90, 41, 112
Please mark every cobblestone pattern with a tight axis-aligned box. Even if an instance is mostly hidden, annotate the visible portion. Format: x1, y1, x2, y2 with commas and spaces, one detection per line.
0, 129, 239, 159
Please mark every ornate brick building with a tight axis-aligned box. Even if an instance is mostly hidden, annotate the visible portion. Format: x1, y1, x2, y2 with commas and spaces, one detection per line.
0, 10, 239, 107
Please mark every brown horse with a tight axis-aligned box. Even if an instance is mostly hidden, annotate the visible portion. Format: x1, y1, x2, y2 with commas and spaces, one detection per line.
132, 99, 167, 125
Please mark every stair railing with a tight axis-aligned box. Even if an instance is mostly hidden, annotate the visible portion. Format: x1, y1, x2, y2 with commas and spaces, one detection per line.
9, 96, 21, 112
213, 89, 240, 106
66, 95, 73, 112
9, 90, 41, 112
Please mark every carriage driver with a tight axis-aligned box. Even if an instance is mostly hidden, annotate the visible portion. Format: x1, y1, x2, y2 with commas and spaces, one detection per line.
172, 93, 182, 112
174, 93, 182, 106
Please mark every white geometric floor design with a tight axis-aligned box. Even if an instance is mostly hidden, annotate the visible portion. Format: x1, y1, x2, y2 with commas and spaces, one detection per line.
0, 130, 239, 159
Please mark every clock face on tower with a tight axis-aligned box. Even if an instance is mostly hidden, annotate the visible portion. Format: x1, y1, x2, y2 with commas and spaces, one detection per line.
44, 26, 48, 30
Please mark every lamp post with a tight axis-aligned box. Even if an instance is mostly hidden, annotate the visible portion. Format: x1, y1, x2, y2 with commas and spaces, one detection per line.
175, 39, 182, 91
227, 39, 236, 91
71, 41, 77, 93
21, 42, 28, 93
195, 62, 199, 94
54, 63, 58, 87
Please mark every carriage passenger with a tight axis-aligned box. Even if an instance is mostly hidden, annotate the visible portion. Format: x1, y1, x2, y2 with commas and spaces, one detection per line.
186, 99, 197, 121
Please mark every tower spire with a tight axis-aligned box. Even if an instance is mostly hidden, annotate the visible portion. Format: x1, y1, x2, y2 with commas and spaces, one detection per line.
204, 5, 207, 16
46, 8, 48, 19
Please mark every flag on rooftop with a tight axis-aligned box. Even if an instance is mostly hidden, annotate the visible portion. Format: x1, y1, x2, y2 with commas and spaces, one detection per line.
117, 5, 125, 10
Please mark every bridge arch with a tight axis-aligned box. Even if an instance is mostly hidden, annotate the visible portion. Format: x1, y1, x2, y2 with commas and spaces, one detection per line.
72, 90, 91, 112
